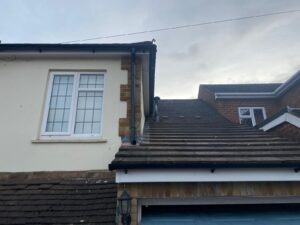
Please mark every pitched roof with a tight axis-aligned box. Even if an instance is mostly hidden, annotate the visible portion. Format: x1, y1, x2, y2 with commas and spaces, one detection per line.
109, 99, 300, 170
201, 83, 282, 93
0, 171, 117, 225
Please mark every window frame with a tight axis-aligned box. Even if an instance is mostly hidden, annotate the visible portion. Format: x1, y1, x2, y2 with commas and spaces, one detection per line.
238, 107, 267, 126
41, 71, 105, 138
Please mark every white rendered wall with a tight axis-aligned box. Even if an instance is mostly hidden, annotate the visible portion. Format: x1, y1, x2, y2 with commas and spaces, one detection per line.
0, 57, 127, 172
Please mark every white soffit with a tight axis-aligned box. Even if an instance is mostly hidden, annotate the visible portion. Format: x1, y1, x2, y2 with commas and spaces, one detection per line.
116, 168, 300, 183
260, 113, 300, 131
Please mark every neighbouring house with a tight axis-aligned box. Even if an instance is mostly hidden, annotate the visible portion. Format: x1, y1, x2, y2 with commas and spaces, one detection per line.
198, 70, 300, 140
0, 42, 156, 224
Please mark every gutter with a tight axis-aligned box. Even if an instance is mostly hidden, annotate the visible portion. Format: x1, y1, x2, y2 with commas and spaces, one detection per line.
109, 162, 300, 170
214, 70, 300, 100
149, 46, 157, 115
130, 48, 137, 145
129, 44, 156, 143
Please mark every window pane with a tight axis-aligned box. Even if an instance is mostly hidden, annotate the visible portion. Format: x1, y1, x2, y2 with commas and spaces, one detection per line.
66, 84, 73, 95
79, 75, 88, 88
254, 109, 265, 125
83, 122, 92, 133
65, 96, 72, 108
93, 109, 101, 122
52, 84, 59, 96
88, 75, 96, 87
53, 122, 62, 132
74, 122, 83, 134
96, 75, 104, 85
79, 74, 104, 88
60, 76, 69, 84
54, 109, 64, 122
240, 118, 253, 126
58, 84, 67, 95
94, 95, 103, 109
74, 90, 103, 134
77, 96, 86, 109
76, 110, 85, 122
86, 96, 94, 108
62, 122, 69, 132
240, 108, 250, 116
85, 110, 93, 122
53, 76, 60, 84
63, 109, 70, 122
56, 96, 66, 108
49, 97, 57, 109
48, 109, 55, 122
92, 123, 100, 133
45, 75, 74, 132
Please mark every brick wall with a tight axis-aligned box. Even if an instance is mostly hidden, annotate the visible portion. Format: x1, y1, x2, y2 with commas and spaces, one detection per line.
279, 83, 300, 108
270, 122, 300, 141
118, 182, 300, 225
119, 57, 143, 142
199, 87, 279, 124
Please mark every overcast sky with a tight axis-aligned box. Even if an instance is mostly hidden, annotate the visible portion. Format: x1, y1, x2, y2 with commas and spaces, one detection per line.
1, 0, 300, 98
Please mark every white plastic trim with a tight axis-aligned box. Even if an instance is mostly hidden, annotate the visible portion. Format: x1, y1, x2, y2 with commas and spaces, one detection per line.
214, 70, 300, 99
116, 168, 300, 183
260, 113, 300, 131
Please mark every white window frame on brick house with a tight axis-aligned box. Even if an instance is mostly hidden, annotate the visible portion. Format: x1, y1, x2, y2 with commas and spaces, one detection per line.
238, 107, 267, 126
41, 71, 105, 138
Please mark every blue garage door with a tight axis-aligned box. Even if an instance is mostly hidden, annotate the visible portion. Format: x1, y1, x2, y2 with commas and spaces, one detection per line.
142, 205, 300, 225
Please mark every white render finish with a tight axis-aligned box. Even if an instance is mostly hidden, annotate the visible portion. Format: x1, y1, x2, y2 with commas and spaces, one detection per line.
116, 168, 300, 183
0, 57, 127, 172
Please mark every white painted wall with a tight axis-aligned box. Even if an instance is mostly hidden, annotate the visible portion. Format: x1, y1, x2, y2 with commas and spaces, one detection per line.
0, 57, 127, 172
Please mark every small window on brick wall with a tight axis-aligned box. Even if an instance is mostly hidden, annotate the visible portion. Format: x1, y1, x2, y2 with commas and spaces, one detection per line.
41, 71, 105, 138
238, 107, 266, 126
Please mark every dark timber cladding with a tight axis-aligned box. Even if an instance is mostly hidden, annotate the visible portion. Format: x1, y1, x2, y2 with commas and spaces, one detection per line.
109, 99, 300, 169
0, 171, 116, 225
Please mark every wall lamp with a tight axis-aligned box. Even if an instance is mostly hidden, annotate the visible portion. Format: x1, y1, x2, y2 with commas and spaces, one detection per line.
118, 190, 132, 225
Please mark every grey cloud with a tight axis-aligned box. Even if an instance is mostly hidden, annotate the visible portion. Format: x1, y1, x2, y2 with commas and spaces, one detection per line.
1, 0, 300, 99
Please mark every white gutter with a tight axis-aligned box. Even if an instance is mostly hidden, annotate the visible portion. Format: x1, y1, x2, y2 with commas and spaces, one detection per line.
214, 70, 300, 99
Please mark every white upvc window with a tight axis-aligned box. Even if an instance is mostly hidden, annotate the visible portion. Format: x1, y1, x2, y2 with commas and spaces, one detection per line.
238, 107, 267, 126
41, 71, 105, 138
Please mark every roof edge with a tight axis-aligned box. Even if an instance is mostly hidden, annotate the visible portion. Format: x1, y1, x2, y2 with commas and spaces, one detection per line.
109, 162, 300, 170
0, 41, 156, 54
211, 70, 300, 99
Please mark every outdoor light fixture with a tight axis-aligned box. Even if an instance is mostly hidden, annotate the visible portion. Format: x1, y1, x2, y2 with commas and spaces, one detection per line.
118, 190, 132, 225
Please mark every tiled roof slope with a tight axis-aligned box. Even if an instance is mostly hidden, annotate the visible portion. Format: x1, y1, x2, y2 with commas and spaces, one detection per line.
201, 83, 282, 93
109, 99, 300, 170
0, 171, 116, 225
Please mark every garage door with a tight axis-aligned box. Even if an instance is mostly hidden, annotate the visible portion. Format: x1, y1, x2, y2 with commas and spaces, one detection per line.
142, 205, 300, 225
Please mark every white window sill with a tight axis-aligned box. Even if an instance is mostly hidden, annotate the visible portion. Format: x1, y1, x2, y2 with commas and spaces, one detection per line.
31, 138, 107, 144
